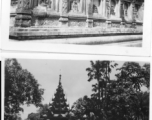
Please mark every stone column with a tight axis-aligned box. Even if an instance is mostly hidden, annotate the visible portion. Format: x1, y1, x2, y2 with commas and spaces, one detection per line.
15, 0, 34, 27
131, 0, 136, 28
86, 0, 93, 28
82, 0, 86, 14
10, 0, 18, 27
120, 0, 125, 27
59, 0, 69, 27
106, 0, 111, 28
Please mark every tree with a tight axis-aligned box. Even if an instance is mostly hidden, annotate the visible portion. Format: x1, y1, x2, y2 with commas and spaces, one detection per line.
86, 61, 117, 100
71, 96, 100, 120
116, 62, 149, 92
130, 92, 149, 120
5, 59, 44, 120
28, 113, 40, 120
37, 104, 49, 115
85, 61, 150, 120
141, 63, 150, 89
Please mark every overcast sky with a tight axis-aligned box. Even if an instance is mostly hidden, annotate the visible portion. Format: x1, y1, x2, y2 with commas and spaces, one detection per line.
15, 59, 147, 120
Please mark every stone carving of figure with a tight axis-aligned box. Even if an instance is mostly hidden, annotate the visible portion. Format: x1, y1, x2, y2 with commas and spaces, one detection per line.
123, 2, 133, 22
124, 3, 128, 17
39, 0, 46, 6
71, 0, 79, 12
93, 0, 100, 14
17, 0, 31, 10
135, 3, 144, 22
93, 4, 98, 13
70, 0, 83, 13
46, 0, 52, 8
110, 0, 116, 15
11, 0, 18, 6
24, 0, 30, 9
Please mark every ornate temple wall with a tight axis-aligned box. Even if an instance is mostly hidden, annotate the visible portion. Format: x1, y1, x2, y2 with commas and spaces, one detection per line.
9, 0, 144, 40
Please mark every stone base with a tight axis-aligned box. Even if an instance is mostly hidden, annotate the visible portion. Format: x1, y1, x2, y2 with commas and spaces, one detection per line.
9, 27, 142, 41
10, 35, 142, 46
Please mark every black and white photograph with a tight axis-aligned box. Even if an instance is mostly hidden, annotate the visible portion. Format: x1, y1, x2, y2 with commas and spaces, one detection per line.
2, 55, 150, 120
9, 0, 144, 47
1, 0, 152, 57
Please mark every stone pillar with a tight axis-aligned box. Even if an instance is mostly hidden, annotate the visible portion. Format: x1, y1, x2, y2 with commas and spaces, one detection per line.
132, 0, 136, 28
82, 0, 86, 14
10, 0, 18, 27
106, 0, 111, 28
15, 0, 34, 27
120, 0, 125, 27
86, 0, 93, 28
59, 0, 69, 27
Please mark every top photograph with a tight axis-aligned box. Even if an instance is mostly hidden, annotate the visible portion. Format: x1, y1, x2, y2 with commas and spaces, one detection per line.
9, 0, 144, 47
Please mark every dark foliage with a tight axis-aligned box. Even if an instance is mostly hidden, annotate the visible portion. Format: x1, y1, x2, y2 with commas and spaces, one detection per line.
4, 59, 44, 120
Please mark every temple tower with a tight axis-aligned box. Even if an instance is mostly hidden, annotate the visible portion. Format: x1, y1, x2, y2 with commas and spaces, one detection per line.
41, 75, 69, 120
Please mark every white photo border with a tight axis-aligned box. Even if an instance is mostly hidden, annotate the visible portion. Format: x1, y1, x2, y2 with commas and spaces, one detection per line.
1, 0, 152, 57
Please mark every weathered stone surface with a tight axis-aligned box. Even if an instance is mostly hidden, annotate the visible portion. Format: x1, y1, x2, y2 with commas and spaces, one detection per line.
10, 0, 144, 41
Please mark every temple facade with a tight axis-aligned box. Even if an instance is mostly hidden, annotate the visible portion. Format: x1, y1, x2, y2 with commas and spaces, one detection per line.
10, 0, 144, 44
40, 75, 69, 120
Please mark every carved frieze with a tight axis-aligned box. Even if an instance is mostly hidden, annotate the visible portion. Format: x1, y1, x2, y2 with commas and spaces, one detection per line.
125, 23, 133, 28
69, 20, 86, 27
35, 18, 59, 27
17, 0, 32, 10
15, 19, 31, 27
10, 17, 16, 26
93, 21, 106, 27
111, 23, 120, 28
11, 0, 18, 6
39, 0, 53, 8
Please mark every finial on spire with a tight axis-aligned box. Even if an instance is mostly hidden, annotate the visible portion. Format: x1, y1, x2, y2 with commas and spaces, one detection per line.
59, 69, 62, 83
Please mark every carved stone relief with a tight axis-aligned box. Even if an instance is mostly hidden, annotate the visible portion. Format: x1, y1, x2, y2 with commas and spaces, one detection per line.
69, 20, 86, 27
93, 21, 106, 27
38, 0, 52, 8
11, 0, 18, 6
110, 0, 121, 19
10, 0, 18, 13
61, 0, 68, 14
135, 3, 144, 22
15, 19, 31, 27
124, 3, 129, 17
10, 17, 16, 27
17, 0, 31, 10
106, 0, 110, 18
69, 0, 84, 13
111, 23, 120, 28
35, 18, 59, 27
93, 4, 98, 13
125, 23, 132, 28
123, 2, 133, 22
110, 0, 116, 15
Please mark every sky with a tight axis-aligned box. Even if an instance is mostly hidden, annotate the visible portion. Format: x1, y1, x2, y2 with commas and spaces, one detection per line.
14, 59, 147, 120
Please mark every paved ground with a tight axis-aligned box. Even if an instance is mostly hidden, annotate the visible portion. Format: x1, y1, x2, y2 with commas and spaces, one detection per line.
10, 38, 142, 47
98, 40, 142, 47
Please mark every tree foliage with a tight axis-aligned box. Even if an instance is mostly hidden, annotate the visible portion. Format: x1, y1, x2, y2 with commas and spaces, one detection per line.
5, 59, 44, 120
72, 61, 150, 120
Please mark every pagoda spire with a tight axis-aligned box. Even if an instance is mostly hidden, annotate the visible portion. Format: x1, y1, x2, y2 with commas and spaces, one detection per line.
59, 74, 61, 84
40, 74, 69, 120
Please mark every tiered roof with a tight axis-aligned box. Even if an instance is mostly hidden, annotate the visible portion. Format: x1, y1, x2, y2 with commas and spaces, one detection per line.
41, 75, 69, 119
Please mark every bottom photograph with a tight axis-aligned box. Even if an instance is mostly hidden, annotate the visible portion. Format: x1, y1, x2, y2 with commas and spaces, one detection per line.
4, 58, 150, 120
